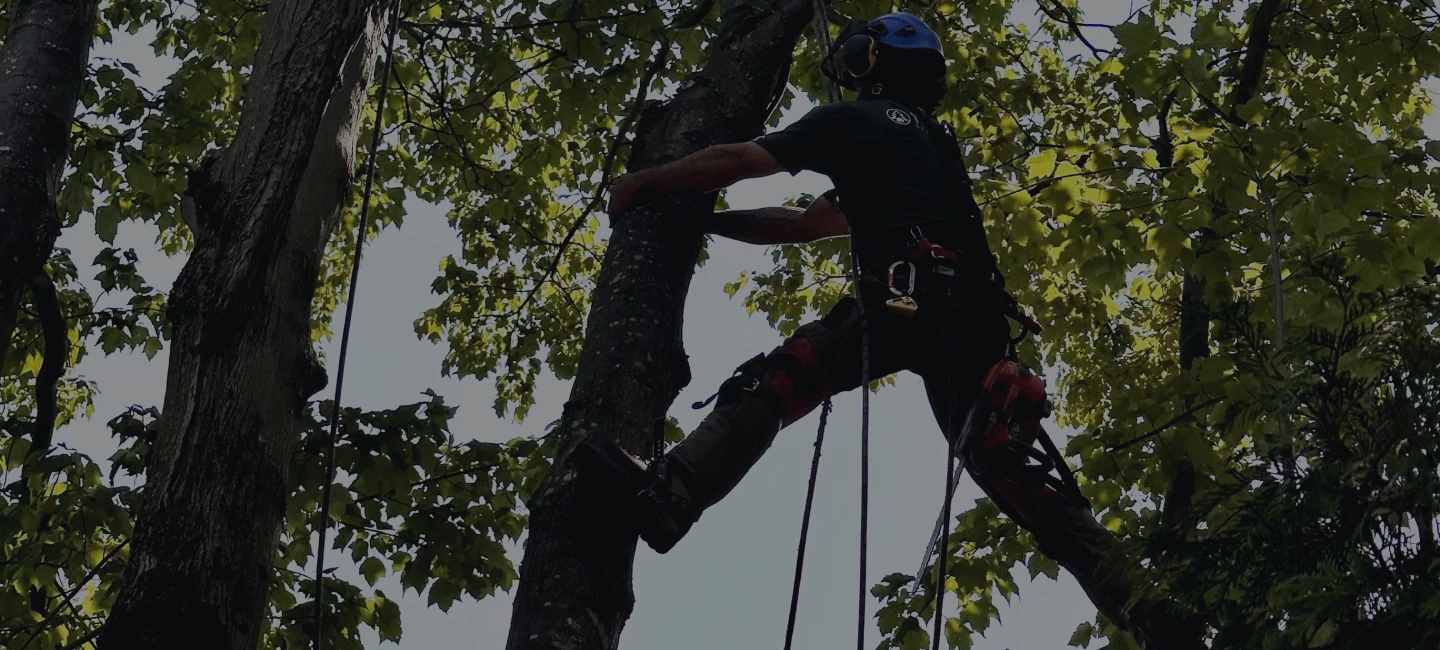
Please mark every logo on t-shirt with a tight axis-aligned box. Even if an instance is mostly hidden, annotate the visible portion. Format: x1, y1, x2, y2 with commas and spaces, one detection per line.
886, 108, 914, 126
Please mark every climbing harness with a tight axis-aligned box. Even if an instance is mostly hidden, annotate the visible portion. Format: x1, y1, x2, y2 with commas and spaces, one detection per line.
312, 11, 401, 650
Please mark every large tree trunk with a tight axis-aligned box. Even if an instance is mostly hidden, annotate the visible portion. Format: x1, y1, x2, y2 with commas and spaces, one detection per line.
504, 1, 812, 648
0, 0, 99, 377
98, 1, 393, 647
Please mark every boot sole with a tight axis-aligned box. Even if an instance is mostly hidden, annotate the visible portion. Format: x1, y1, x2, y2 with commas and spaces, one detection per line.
571, 439, 649, 500
571, 440, 689, 554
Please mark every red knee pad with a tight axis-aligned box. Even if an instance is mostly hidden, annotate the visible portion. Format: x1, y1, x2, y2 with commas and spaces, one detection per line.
767, 339, 832, 423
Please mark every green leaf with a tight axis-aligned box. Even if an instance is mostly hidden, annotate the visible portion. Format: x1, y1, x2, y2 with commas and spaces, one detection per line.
1027, 552, 1060, 580
96, 204, 122, 243
1112, 15, 1161, 51
360, 557, 385, 586
126, 162, 158, 195
427, 578, 461, 612
899, 625, 930, 650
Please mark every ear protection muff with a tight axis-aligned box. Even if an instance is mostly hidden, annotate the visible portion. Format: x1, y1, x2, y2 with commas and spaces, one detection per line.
840, 33, 878, 79
822, 18, 883, 91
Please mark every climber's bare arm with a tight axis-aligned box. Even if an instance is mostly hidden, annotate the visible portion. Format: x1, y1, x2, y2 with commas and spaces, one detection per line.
606, 143, 784, 217
700, 194, 849, 245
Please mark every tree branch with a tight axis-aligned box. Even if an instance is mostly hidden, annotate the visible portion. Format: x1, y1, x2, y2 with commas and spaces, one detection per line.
29, 270, 66, 458
1227, 0, 1284, 123
407, 7, 657, 32
59, 625, 101, 650
1036, 0, 1110, 58
1153, 90, 1177, 171
491, 35, 673, 321
15, 541, 128, 650
1109, 397, 1223, 451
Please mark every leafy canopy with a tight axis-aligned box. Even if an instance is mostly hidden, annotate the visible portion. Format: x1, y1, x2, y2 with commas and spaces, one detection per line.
1, 0, 1439, 648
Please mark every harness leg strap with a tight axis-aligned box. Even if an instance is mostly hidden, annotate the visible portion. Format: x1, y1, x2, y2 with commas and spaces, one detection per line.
667, 338, 834, 514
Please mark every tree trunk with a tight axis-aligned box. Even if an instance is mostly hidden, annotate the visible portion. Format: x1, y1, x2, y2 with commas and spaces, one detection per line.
97, 1, 393, 647
0, 0, 99, 378
504, 2, 811, 648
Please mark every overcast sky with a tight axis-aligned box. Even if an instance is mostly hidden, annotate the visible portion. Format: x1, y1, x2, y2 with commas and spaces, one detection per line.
50, 2, 1418, 649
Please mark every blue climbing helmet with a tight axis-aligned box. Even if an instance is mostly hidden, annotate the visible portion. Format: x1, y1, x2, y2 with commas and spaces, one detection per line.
825, 12, 947, 107
868, 12, 944, 53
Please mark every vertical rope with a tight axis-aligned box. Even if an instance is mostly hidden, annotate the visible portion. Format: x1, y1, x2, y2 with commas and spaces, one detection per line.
930, 373, 964, 650
811, 0, 841, 104
313, 11, 401, 650
783, 398, 833, 650
804, 1, 869, 648
849, 213, 872, 650
914, 399, 976, 584
930, 445, 956, 650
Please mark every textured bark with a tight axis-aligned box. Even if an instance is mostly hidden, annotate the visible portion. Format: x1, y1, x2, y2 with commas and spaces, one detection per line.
504, 2, 811, 648
97, 1, 392, 648
0, 0, 99, 377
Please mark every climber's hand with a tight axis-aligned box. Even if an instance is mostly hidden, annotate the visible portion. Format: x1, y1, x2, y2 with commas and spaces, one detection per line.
607, 174, 644, 220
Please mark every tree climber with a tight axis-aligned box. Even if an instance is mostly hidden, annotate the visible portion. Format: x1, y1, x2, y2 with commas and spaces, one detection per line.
583, 12, 1202, 649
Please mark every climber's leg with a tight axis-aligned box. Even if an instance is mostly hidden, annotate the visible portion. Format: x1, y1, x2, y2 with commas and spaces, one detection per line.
919, 355, 1205, 650
674, 297, 914, 499
645, 296, 915, 552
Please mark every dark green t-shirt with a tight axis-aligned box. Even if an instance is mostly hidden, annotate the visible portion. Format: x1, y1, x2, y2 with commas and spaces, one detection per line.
753, 98, 991, 270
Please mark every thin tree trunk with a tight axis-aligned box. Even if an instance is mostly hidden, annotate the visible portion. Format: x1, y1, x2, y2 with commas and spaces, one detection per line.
97, 1, 393, 647
0, 0, 99, 381
504, 1, 811, 648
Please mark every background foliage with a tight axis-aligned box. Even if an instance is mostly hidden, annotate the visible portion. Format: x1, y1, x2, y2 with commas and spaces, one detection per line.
0, 0, 1437, 648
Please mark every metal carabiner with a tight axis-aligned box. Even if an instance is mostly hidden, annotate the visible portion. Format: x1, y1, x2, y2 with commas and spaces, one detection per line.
887, 260, 916, 296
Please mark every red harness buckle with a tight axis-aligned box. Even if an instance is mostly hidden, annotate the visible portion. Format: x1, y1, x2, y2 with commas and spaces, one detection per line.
907, 237, 959, 261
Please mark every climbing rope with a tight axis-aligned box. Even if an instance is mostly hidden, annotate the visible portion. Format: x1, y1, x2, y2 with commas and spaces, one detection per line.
776, 4, 873, 650
925, 365, 983, 650
802, 2, 874, 648
782, 398, 832, 650
811, 0, 842, 104
312, 12, 401, 650
800, 4, 875, 648
931, 436, 957, 650
855, 278, 872, 650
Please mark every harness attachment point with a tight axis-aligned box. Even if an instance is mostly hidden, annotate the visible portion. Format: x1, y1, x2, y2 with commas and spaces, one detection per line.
885, 295, 919, 317
886, 260, 920, 317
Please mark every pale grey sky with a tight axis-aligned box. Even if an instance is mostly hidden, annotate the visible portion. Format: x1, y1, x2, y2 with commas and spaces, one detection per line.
54, 2, 1397, 649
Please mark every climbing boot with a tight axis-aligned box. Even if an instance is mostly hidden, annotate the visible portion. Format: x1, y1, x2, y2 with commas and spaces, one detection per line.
572, 439, 699, 554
